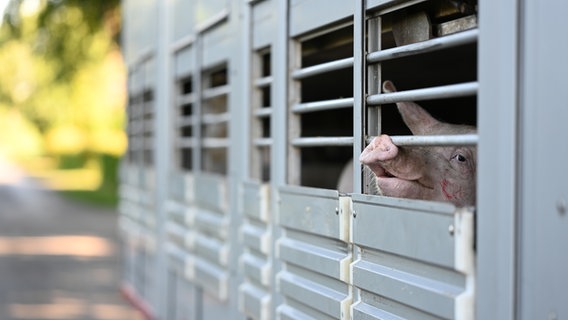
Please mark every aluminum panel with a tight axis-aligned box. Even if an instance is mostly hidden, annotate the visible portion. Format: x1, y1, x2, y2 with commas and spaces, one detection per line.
167, 174, 195, 207
243, 182, 270, 222
194, 235, 229, 266
251, 0, 276, 49
239, 282, 271, 320
278, 271, 351, 319
351, 194, 456, 268
241, 223, 271, 254
194, 174, 228, 212
186, 255, 229, 301
279, 186, 348, 241
289, 0, 353, 37
350, 195, 475, 320
201, 22, 233, 69
242, 252, 271, 286
352, 260, 460, 319
278, 237, 350, 281
174, 46, 194, 82
195, 208, 229, 239
173, 0, 195, 41
195, 0, 228, 27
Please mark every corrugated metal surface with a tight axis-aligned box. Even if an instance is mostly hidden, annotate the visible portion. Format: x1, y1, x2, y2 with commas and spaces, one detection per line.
239, 182, 272, 319
113, 0, 568, 319
350, 195, 475, 320
276, 186, 352, 320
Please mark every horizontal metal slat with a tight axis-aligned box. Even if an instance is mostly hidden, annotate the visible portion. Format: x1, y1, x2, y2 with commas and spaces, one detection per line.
292, 57, 353, 79
202, 112, 230, 124
351, 194, 457, 269
195, 235, 229, 266
254, 76, 273, 88
254, 107, 272, 118
194, 174, 227, 211
278, 271, 350, 319
367, 82, 478, 105
166, 221, 186, 247
239, 283, 271, 320
291, 137, 354, 147
186, 256, 229, 301
367, 28, 478, 64
171, 34, 195, 53
364, 134, 478, 146
352, 260, 461, 319
291, 98, 354, 114
176, 115, 194, 128
202, 137, 229, 148
279, 187, 346, 240
176, 137, 195, 148
202, 84, 230, 100
166, 243, 188, 274
253, 138, 272, 147
242, 182, 270, 222
195, 209, 228, 240
351, 301, 403, 320
278, 237, 350, 281
241, 224, 270, 254
241, 253, 271, 286
177, 92, 195, 105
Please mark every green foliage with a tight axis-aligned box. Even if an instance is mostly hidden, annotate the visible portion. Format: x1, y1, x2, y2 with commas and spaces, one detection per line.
0, 0, 126, 204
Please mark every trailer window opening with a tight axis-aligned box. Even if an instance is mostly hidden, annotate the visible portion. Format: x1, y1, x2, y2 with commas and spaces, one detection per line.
143, 88, 154, 166
201, 64, 229, 175
252, 49, 272, 182
289, 24, 354, 189
363, 1, 479, 196
174, 75, 194, 171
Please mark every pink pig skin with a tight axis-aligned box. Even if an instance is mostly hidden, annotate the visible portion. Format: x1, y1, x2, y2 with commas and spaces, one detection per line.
359, 81, 476, 207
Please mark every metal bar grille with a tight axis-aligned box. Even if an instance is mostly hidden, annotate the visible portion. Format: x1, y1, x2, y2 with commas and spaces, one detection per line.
365, 134, 478, 146
291, 137, 354, 147
292, 57, 353, 79
251, 48, 272, 182
367, 82, 478, 105
367, 29, 478, 64
291, 98, 354, 113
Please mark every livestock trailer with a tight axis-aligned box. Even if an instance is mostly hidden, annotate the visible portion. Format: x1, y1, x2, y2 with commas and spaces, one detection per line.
119, 0, 568, 319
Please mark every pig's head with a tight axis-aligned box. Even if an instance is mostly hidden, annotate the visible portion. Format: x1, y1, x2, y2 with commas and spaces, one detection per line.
359, 80, 476, 207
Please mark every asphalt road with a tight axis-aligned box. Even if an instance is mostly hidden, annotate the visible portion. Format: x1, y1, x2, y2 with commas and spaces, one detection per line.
0, 157, 143, 320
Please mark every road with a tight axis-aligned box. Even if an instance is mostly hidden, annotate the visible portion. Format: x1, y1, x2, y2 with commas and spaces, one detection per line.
0, 157, 143, 320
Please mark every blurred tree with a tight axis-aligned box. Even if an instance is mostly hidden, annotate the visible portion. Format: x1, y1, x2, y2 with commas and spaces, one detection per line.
0, 0, 126, 204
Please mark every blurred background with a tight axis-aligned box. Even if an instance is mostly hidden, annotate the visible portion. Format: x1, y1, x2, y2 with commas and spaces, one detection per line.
0, 1, 144, 319
0, 0, 126, 204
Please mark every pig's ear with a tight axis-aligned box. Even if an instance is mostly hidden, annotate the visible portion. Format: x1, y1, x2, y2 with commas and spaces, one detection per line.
382, 80, 440, 135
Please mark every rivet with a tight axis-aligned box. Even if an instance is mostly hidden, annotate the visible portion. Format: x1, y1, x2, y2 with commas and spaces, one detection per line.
448, 224, 455, 236
335, 207, 339, 215
557, 199, 566, 215
353, 210, 357, 218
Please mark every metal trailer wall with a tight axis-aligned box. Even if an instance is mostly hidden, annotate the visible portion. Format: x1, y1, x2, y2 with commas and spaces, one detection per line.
119, 0, 568, 319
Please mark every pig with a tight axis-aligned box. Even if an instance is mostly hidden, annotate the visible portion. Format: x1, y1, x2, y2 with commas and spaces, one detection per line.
359, 80, 476, 207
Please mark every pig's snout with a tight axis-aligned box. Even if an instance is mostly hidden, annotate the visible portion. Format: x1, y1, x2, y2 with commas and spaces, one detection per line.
360, 135, 399, 165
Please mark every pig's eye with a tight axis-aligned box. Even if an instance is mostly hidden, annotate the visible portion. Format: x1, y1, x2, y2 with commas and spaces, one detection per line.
454, 154, 467, 162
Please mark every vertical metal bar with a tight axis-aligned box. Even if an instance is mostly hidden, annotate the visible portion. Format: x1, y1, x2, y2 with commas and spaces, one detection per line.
476, 0, 519, 318
518, 1, 568, 319
228, 0, 249, 318
367, 16, 381, 137
287, 38, 301, 185
154, 0, 172, 318
270, 0, 289, 318
353, 0, 365, 194
193, 38, 203, 173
